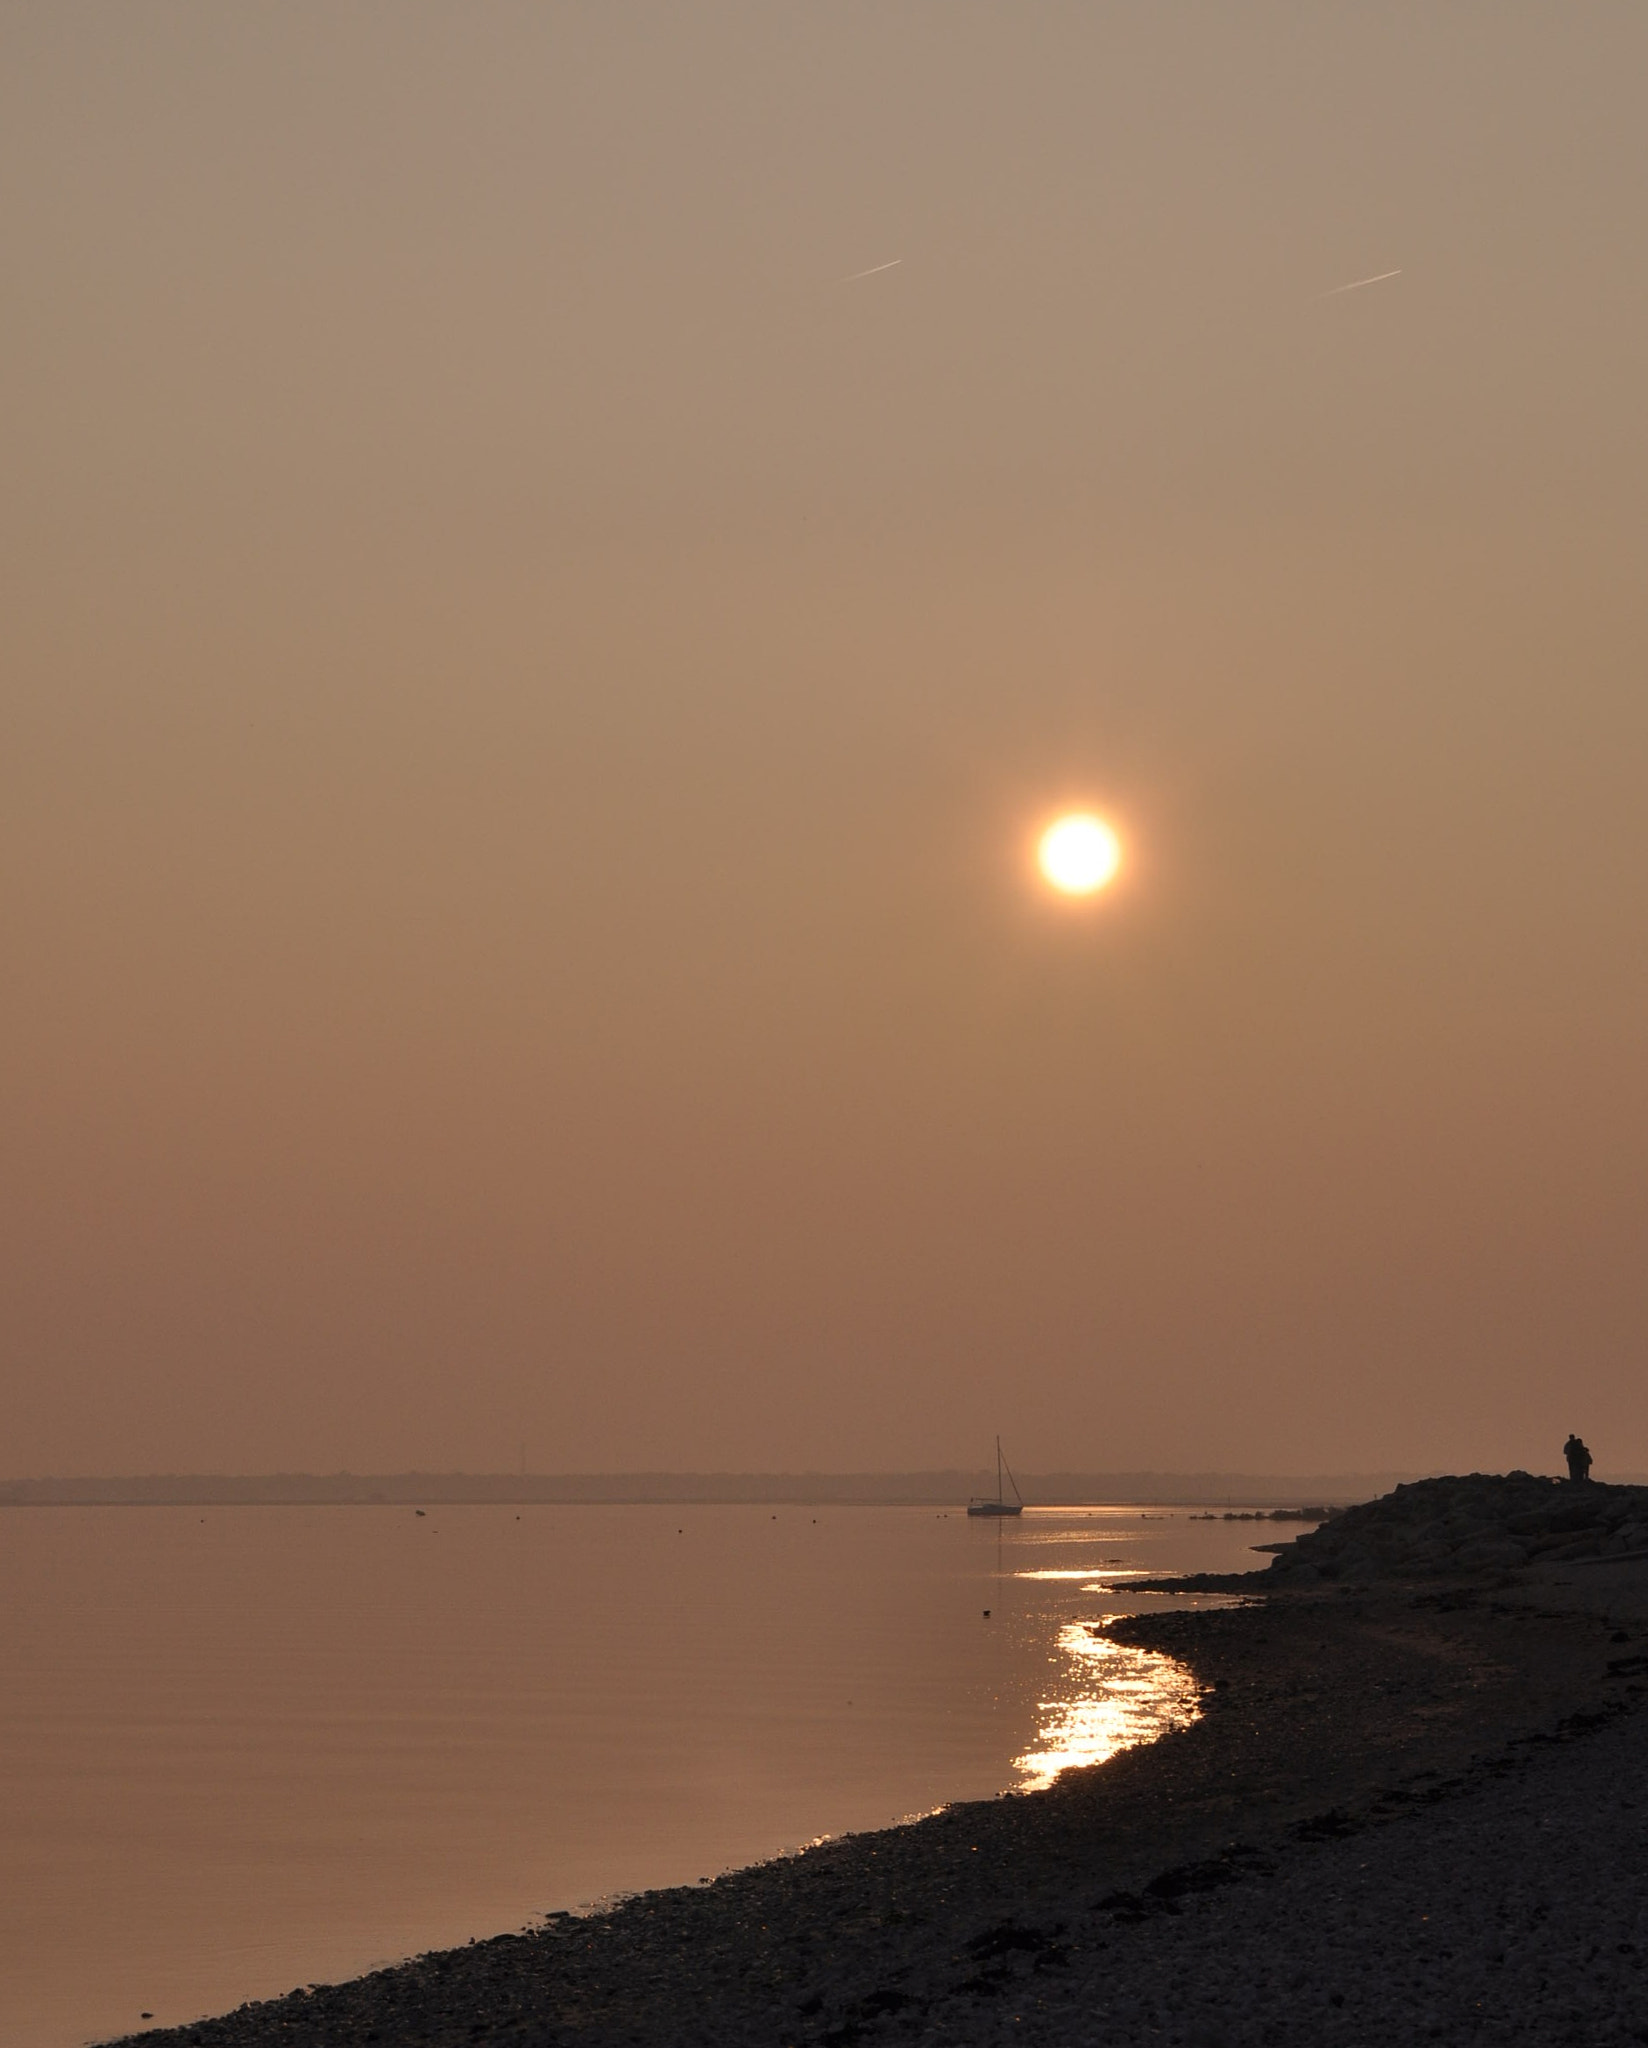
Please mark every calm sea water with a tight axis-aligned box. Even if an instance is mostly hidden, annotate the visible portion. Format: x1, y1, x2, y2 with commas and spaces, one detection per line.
0, 1502, 1271, 2047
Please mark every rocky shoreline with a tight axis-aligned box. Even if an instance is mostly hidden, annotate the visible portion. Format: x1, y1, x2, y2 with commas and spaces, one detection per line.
116, 1478, 1648, 2047
1264, 1472, 1648, 1582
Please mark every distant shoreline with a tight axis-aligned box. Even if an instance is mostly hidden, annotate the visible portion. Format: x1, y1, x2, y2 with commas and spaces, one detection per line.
0, 1469, 1421, 1509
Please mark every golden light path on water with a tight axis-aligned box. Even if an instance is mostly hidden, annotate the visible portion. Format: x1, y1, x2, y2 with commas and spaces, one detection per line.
1015, 1567, 1151, 1580
1012, 1619, 1203, 1795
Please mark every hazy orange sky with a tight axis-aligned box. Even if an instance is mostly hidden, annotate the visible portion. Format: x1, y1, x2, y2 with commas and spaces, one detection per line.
4, 5, 1647, 1478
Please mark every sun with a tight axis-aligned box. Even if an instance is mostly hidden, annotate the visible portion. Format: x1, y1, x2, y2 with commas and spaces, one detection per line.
1038, 812, 1121, 895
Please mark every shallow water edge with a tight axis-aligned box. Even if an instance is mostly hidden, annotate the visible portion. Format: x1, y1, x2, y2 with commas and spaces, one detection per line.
109, 1568, 1647, 2047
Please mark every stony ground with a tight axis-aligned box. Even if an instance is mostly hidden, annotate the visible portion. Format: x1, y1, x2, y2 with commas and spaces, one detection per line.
114, 1478, 1648, 2048
1262, 1473, 1648, 1583
1011, 1701, 1648, 2047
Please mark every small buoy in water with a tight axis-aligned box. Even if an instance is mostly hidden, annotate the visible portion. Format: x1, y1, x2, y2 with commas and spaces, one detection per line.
415, 1510, 425, 1518
983, 1609, 991, 1618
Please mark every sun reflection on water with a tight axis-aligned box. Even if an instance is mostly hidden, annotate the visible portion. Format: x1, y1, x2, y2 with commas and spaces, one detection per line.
1014, 1568, 1149, 1581
1013, 1621, 1201, 1794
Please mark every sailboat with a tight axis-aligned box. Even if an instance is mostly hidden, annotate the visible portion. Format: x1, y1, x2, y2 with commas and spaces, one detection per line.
967, 1436, 1024, 1517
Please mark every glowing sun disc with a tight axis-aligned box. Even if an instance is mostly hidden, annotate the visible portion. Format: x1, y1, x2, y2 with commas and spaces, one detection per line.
1038, 813, 1121, 895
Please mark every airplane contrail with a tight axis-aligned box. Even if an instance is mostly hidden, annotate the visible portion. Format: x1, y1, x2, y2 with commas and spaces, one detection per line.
840, 258, 902, 283
1321, 268, 1402, 297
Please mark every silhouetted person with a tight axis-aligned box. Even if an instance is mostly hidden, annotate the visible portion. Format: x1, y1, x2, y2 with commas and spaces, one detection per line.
1564, 1433, 1593, 1483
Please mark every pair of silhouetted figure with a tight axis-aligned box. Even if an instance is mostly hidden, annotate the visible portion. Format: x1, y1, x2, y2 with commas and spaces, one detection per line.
1564, 1433, 1593, 1483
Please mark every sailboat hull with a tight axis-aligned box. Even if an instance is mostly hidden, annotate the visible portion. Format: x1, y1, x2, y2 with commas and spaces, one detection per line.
969, 1437, 1025, 1515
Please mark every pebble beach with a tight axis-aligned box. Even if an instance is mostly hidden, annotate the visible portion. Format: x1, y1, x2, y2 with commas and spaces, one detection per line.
116, 1476, 1648, 2047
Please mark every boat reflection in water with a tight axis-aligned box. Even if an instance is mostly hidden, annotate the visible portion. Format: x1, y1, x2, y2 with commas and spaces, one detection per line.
1013, 1620, 1201, 1793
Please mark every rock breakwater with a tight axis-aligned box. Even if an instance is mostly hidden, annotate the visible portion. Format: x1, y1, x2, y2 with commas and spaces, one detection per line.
1264, 1470, 1648, 1583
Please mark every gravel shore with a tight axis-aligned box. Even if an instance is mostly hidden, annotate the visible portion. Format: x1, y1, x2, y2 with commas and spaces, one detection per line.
115, 1479, 1648, 2047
